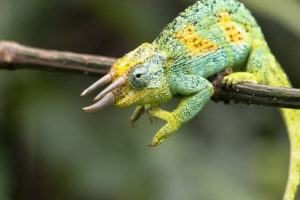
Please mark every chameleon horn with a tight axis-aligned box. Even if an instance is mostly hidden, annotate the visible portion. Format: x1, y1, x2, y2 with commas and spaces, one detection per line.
81, 74, 112, 96
93, 75, 126, 101
82, 92, 115, 112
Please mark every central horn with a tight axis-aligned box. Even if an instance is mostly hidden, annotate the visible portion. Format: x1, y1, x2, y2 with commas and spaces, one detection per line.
81, 74, 112, 96
81, 74, 126, 112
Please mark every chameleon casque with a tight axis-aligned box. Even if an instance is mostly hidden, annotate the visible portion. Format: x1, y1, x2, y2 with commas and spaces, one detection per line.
81, 0, 300, 199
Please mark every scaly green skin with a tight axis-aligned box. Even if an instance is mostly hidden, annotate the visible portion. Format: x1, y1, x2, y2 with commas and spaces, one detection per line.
91, 0, 300, 199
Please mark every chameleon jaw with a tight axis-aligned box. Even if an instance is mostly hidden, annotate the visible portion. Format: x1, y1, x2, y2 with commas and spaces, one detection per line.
81, 74, 127, 112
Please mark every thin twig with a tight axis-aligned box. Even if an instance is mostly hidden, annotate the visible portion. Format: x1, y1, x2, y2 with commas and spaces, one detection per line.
0, 40, 299, 109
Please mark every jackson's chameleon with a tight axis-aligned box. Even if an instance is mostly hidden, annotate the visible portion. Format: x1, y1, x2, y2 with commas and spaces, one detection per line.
81, 0, 300, 199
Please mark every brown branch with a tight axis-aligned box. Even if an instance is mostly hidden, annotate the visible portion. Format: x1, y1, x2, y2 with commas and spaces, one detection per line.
0, 40, 300, 109
209, 69, 300, 109
0, 41, 116, 76
216, 83, 300, 109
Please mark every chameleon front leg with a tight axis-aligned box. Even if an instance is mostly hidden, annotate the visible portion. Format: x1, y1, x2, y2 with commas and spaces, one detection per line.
130, 106, 145, 126
130, 104, 157, 126
149, 75, 214, 146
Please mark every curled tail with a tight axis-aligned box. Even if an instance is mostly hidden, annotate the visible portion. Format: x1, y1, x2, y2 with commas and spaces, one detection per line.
281, 108, 300, 200
262, 58, 300, 200
224, 36, 300, 199
247, 39, 300, 199
269, 58, 300, 200
260, 53, 300, 199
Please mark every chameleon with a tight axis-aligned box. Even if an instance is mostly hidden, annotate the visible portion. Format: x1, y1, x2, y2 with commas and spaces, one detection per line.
81, 0, 300, 199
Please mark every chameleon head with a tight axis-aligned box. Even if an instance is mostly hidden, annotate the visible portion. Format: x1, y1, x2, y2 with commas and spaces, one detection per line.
81, 43, 171, 112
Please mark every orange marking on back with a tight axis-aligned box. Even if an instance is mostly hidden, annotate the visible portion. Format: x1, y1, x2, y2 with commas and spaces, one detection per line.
217, 11, 244, 43
174, 25, 218, 55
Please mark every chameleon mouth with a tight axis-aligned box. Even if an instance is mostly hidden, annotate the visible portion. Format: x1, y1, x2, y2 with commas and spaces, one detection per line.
81, 73, 126, 112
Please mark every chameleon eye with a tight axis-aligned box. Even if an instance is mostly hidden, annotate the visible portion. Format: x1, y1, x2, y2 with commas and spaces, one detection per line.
135, 73, 143, 79
129, 67, 149, 90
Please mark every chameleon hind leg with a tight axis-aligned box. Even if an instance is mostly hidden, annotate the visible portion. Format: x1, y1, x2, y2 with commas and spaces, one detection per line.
223, 72, 258, 87
223, 41, 289, 87
223, 42, 273, 86
149, 75, 213, 147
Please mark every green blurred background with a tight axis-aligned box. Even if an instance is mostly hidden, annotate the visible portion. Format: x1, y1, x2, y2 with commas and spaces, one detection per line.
0, 0, 299, 199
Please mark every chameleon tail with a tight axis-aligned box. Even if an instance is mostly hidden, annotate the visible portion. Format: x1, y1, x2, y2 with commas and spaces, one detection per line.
271, 63, 300, 200
268, 60, 300, 199
248, 41, 300, 199
281, 108, 300, 200
267, 63, 300, 200
225, 40, 300, 199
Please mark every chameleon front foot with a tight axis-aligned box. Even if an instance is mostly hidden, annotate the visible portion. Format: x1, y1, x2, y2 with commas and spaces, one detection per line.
223, 72, 258, 87
130, 106, 145, 127
148, 108, 181, 147
130, 105, 157, 127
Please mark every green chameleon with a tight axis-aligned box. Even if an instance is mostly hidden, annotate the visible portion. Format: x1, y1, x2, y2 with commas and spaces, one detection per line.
81, 0, 300, 199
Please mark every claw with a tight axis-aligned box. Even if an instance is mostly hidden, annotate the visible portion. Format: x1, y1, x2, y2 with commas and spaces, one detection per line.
83, 92, 115, 112
81, 74, 112, 96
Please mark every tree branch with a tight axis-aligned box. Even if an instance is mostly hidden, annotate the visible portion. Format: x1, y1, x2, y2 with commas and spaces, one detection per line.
209, 68, 300, 109
0, 40, 299, 109
0, 41, 116, 76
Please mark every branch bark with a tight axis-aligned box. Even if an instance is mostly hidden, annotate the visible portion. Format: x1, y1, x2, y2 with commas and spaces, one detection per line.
1, 40, 300, 109
0, 41, 116, 76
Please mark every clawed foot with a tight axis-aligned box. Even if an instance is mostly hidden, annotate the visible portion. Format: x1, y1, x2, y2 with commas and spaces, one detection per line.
130, 105, 157, 127
130, 106, 145, 127
131, 106, 181, 147
148, 108, 181, 147
223, 72, 258, 87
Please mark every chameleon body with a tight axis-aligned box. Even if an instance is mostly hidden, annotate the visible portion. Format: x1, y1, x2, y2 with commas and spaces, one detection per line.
82, 0, 300, 199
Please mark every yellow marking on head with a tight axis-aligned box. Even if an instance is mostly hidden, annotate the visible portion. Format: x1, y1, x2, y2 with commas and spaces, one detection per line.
174, 25, 218, 55
217, 12, 244, 43
110, 43, 155, 79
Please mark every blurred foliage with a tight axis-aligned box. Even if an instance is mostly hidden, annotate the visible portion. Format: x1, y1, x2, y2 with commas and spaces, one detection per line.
0, 0, 299, 200
241, 0, 300, 38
